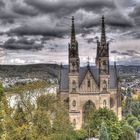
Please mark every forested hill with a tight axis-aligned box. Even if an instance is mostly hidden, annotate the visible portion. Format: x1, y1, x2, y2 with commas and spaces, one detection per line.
0, 64, 140, 80
0, 64, 60, 80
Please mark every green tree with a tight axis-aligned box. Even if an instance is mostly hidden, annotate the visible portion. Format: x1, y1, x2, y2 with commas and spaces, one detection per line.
99, 121, 109, 140
131, 101, 140, 117
89, 108, 122, 140
119, 124, 136, 140
76, 129, 88, 140
0, 83, 8, 140
123, 88, 132, 117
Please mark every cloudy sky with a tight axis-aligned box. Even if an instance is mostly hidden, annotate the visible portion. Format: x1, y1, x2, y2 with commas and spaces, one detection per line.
0, 0, 140, 65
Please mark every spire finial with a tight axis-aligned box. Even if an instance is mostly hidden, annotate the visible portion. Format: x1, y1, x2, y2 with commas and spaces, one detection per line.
87, 57, 90, 68
71, 16, 76, 43
101, 15, 106, 45
114, 61, 117, 69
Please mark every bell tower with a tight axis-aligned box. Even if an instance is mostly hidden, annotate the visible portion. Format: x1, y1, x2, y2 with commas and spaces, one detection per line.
96, 16, 110, 92
68, 16, 80, 93
68, 17, 81, 129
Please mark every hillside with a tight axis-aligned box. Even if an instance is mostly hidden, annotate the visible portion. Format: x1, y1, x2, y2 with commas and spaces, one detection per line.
0, 64, 60, 80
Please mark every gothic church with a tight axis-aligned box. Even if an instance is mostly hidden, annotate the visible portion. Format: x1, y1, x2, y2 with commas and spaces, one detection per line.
58, 16, 122, 129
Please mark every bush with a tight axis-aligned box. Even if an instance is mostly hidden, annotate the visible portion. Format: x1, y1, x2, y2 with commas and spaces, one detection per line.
76, 129, 88, 140
126, 114, 134, 119
136, 125, 140, 133
138, 114, 140, 121
89, 108, 121, 140
132, 121, 140, 130
119, 124, 136, 140
127, 116, 138, 125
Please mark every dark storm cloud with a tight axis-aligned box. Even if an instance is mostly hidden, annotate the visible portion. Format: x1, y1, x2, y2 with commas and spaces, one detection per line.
24, 0, 116, 17
84, 37, 99, 44
111, 50, 140, 57
106, 11, 134, 28
2, 37, 44, 50
12, 1, 39, 16
0, 11, 17, 24
0, 0, 5, 8
129, 4, 140, 18
8, 24, 68, 37
111, 50, 120, 54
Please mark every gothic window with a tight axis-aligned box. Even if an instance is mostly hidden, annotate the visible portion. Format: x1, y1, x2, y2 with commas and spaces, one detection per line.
87, 79, 91, 88
83, 100, 96, 127
73, 119, 76, 126
103, 80, 107, 90
103, 100, 107, 107
102, 61, 106, 72
72, 80, 76, 92
72, 100, 76, 107
72, 62, 76, 72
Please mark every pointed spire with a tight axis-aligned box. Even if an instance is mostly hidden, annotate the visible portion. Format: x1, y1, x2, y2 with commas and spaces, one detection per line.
71, 16, 76, 44
114, 61, 117, 70
101, 15, 106, 45
87, 57, 90, 69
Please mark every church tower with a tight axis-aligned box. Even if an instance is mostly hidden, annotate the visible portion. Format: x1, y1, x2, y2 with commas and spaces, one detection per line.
68, 16, 80, 93
96, 16, 109, 92
58, 16, 122, 130
68, 17, 81, 129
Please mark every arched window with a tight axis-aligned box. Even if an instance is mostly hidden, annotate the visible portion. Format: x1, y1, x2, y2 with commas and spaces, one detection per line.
83, 100, 96, 127
103, 80, 107, 90
73, 119, 76, 126
72, 80, 76, 92
103, 100, 107, 107
72, 100, 76, 107
87, 79, 90, 88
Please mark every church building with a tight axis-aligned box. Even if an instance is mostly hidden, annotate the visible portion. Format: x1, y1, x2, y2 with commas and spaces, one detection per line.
58, 16, 122, 129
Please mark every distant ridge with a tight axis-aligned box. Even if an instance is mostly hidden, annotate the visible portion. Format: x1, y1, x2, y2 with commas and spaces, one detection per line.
0, 63, 60, 80
0, 64, 140, 80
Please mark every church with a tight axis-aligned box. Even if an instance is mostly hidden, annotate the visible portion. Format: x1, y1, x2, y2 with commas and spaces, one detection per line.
58, 16, 122, 129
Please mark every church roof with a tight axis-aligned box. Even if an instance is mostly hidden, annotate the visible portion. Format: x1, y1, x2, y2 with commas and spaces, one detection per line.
60, 65, 118, 91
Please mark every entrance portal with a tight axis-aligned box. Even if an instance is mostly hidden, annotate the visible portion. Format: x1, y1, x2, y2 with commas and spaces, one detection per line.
83, 100, 96, 127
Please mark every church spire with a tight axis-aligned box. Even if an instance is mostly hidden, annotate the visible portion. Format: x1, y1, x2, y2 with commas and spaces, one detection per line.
69, 16, 79, 73
71, 16, 76, 44
101, 15, 106, 45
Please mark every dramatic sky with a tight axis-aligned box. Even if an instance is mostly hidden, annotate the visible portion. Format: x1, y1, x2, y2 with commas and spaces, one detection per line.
0, 0, 140, 65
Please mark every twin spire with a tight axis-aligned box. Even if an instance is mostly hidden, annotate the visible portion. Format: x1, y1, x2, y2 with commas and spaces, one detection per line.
71, 15, 106, 45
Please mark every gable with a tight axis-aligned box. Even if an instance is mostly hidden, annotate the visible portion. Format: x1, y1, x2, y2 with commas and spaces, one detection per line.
79, 70, 99, 93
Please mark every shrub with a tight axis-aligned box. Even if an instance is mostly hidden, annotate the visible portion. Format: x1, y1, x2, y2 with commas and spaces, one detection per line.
138, 114, 140, 121
76, 129, 88, 140
119, 124, 136, 140
132, 121, 140, 130
136, 125, 140, 133
89, 108, 121, 140
127, 116, 138, 125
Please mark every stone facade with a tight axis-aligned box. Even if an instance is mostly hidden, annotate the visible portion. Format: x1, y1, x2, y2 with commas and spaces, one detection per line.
58, 16, 122, 129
